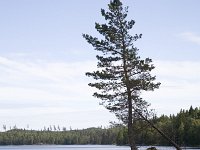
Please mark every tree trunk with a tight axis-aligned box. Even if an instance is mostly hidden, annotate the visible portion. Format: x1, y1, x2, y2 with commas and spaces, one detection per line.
128, 115, 137, 150
128, 118, 137, 150
128, 92, 137, 150
135, 110, 182, 150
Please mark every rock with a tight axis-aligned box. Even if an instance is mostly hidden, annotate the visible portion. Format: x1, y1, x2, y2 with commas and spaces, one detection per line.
146, 146, 157, 150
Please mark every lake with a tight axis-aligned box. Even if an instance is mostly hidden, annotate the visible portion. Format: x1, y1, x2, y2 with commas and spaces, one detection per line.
0, 145, 198, 150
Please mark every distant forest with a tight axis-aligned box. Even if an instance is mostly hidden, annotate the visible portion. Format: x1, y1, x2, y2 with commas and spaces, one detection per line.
0, 106, 200, 146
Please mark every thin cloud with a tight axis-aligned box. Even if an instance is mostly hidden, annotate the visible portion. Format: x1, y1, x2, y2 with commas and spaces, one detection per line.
154, 60, 200, 81
0, 56, 96, 82
0, 56, 97, 110
179, 32, 200, 45
144, 60, 200, 116
1, 55, 200, 129
0, 56, 106, 129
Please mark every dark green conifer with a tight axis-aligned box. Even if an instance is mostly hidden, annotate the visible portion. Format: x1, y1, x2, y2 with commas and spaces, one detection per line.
83, 0, 160, 149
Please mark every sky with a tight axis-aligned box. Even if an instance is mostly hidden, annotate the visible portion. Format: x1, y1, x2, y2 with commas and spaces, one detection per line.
0, 0, 200, 130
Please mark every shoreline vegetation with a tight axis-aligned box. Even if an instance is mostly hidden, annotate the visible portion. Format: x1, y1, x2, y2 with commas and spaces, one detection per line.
0, 106, 200, 147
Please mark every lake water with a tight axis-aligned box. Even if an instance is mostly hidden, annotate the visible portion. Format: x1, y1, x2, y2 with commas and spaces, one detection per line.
0, 145, 198, 150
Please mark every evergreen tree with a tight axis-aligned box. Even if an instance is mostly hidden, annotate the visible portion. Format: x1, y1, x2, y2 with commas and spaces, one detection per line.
83, 0, 160, 149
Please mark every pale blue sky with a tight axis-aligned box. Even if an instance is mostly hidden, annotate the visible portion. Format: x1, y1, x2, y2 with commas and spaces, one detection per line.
0, 0, 200, 130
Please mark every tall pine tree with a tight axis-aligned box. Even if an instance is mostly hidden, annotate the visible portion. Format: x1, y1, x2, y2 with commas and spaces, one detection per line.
83, 1, 160, 149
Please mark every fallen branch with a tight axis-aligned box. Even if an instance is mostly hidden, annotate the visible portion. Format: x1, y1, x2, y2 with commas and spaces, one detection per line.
134, 109, 182, 150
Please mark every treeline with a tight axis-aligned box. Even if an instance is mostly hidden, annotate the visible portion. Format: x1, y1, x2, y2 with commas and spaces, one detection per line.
131, 106, 200, 147
0, 127, 119, 145
0, 106, 200, 146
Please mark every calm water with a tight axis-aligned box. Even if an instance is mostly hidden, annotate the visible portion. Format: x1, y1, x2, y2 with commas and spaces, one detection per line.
0, 145, 198, 150
0, 145, 128, 150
